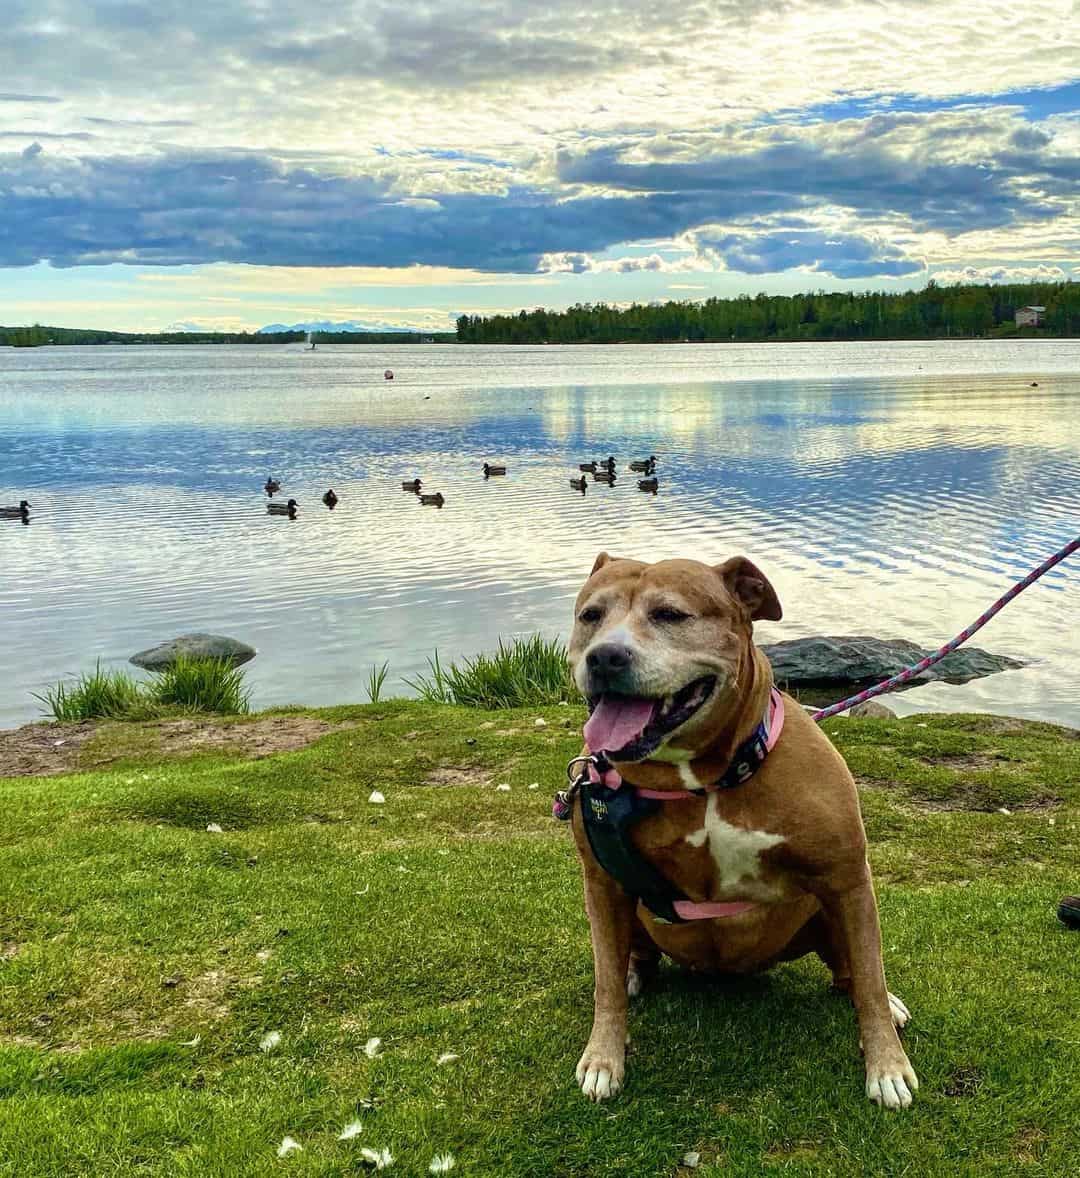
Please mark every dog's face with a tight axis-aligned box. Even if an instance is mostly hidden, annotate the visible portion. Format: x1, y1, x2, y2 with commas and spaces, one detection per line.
569, 554, 781, 761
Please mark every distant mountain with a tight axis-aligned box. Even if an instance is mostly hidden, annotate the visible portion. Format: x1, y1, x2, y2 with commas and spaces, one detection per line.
258, 319, 432, 335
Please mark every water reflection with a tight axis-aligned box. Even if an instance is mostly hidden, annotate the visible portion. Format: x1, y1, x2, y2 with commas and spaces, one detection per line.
1, 340, 1079, 729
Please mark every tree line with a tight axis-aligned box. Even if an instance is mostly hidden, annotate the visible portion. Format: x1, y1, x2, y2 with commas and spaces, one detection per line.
456, 280, 1080, 344
0, 326, 456, 347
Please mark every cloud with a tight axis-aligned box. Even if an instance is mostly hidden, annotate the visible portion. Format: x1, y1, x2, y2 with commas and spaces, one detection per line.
691, 228, 924, 278
1, 3, 1077, 286
0, 145, 768, 270
537, 251, 698, 274
0, 92, 61, 103
931, 263, 1074, 284
557, 107, 1075, 235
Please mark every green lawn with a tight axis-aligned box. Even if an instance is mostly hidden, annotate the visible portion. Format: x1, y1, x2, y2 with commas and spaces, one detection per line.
1, 703, 1078, 1176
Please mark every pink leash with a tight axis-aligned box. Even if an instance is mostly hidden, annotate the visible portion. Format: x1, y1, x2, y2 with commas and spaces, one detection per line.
811, 533, 1080, 722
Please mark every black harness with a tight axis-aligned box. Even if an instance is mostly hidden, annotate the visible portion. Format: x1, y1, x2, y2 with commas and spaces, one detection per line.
554, 694, 782, 925
576, 768, 691, 924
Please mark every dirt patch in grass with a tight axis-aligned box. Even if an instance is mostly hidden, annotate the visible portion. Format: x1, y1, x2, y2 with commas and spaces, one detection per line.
857, 777, 1062, 813
425, 766, 483, 786
0, 721, 100, 778
943, 1064, 985, 1097
0, 715, 349, 779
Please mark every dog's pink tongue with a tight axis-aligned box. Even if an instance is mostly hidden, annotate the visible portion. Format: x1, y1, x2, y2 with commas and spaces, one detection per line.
584, 696, 656, 754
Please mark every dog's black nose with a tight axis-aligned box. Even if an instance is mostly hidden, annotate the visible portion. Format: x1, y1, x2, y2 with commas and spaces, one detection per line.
586, 643, 633, 678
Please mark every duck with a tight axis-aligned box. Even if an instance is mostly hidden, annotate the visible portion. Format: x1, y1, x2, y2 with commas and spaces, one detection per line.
322, 489, 338, 508
267, 498, 298, 515
264, 478, 281, 495
483, 463, 507, 477
569, 476, 587, 493
601, 456, 616, 474
593, 471, 617, 485
419, 492, 445, 507
578, 461, 598, 474
402, 478, 422, 493
637, 477, 659, 493
0, 499, 30, 518
628, 455, 657, 473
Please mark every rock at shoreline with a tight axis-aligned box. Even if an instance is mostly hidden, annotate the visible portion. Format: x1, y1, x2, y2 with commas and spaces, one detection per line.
130, 633, 256, 671
849, 700, 896, 718
760, 636, 1023, 692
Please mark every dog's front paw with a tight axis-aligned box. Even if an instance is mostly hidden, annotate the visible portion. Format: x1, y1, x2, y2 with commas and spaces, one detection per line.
865, 1050, 919, 1110
575, 1041, 625, 1101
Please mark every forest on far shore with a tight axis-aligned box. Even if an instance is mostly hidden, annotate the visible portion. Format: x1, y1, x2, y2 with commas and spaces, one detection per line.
456, 280, 1080, 344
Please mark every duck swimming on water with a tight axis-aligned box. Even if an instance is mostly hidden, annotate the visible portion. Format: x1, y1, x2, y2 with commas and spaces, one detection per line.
637, 477, 659, 493
268, 498, 298, 515
419, 492, 445, 507
0, 500, 30, 518
265, 478, 281, 495
322, 489, 339, 508
483, 463, 507, 478
569, 476, 587, 493
402, 478, 422, 493
593, 471, 617, 485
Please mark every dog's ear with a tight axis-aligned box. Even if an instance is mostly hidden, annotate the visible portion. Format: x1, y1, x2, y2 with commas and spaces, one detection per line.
591, 552, 612, 575
715, 556, 782, 622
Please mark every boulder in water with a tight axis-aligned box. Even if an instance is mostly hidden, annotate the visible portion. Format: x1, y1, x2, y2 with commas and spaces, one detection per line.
130, 633, 256, 671
760, 635, 1023, 692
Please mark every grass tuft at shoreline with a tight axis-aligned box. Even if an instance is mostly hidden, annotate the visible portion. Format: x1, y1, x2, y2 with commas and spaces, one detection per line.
0, 702, 1078, 1174
33, 658, 251, 723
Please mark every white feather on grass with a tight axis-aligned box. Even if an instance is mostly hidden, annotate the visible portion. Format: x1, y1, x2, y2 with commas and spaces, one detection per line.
338, 1120, 363, 1140
363, 1037, 382, 1058
368, 790, 386, 804
436, 1052, 459, 1065
206, 823, 224, 833
496, 783, 511, 792
259, 1030, 282, 1052
429, 1154, 455, 1173
276, 1136, 302, 1157
359, 1146, 394, 1168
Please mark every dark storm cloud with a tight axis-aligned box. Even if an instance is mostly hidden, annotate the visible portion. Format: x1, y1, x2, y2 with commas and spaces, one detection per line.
694, 229, 923, 278
557, 130, 1065, 235
0, 146, 735, 270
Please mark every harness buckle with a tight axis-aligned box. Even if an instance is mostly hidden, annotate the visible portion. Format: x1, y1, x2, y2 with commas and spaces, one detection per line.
555, 753, 609, 822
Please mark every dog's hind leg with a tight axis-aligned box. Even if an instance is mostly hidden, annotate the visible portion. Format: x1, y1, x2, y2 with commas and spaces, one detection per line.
626, 911, 661, 999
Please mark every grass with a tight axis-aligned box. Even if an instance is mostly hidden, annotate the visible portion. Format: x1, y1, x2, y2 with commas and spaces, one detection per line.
33, 658, 250, 722
1, 705, 1079, 1175
147, 656, 251, 716
365, 661, 390, 705
32, 662, 150, 722
404, 634, 580, 708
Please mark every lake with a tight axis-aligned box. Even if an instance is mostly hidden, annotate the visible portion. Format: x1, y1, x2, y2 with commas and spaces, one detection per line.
2, 339, 1079, 731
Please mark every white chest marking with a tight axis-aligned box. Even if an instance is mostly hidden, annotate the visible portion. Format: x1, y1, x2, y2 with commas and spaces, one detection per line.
684, 793, 784, 889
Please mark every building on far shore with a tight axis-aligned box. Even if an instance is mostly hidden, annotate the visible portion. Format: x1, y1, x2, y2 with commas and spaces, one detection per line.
1015, 305, 1045, 327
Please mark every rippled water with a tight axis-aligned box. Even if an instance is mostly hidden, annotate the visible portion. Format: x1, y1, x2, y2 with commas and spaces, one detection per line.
2, 339, 1079, 730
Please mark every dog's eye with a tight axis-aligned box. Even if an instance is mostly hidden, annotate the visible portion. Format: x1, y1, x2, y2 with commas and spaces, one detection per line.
578, 605, 605, 624
651, 606, 691, 624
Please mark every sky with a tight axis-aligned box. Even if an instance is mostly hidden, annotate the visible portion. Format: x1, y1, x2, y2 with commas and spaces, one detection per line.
0, 0, 1078, 332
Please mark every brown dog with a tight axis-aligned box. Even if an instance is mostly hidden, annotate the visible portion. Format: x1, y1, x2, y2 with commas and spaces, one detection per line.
566, 553, 918, 1109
